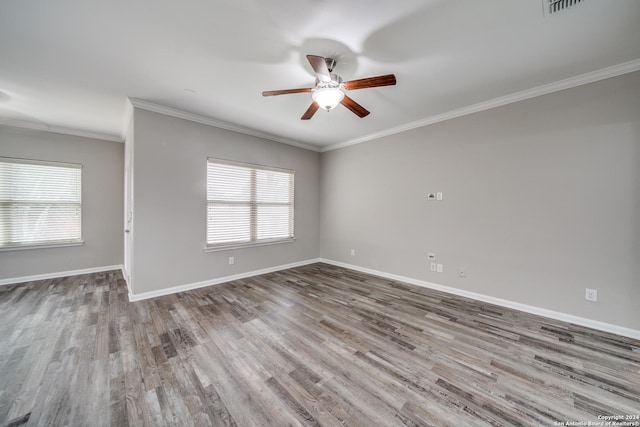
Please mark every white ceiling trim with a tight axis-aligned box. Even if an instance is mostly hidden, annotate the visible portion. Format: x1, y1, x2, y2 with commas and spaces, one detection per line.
128, 98, 320, 152
321, 58, 640, 152
0, 118, 123, 143
121, 98, 134, 140
3, 59, 638, 150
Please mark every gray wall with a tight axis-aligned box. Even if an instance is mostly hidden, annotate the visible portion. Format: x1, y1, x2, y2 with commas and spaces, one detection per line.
0, 126, 124, 279
320, 71, 640, 330
129, 108, 320, 295
3, 71, 637, 331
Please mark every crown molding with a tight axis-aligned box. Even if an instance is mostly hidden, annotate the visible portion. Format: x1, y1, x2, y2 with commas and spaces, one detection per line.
120, 98, 134, 140
128, 98, 320, 152
0, 118, 123, 143
321, 58, 640, 152
3, 59, 638, 151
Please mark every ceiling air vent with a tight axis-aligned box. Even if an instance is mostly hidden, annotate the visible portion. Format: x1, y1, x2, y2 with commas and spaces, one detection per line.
546, 0, 585, 15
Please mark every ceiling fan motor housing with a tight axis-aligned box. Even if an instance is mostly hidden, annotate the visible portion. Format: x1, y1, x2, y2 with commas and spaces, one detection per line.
314, 74, 343, 87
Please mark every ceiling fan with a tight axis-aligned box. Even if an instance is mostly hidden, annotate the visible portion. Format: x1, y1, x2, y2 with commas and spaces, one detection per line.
262, 55, 397, 120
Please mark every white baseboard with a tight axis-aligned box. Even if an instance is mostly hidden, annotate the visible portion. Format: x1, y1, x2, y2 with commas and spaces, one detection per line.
9, 259, 635, 340
127, 258, 321, 302
0, 264, 125, 286
319, 259, 640, 340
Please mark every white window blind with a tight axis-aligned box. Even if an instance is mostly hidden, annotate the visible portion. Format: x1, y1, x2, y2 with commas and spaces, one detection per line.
0, 158, 82, 249
207, 159, 294, 249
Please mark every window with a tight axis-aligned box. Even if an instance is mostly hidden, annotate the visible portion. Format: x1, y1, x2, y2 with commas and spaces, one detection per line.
206, 158, 294, 250
0, 158, 82, 249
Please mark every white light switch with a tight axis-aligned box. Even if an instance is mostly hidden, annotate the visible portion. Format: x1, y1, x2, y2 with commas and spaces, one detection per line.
437, 264, 443, 273
430, 263, 437, 272
228, 256, 235, 265
436, 192, 443, 201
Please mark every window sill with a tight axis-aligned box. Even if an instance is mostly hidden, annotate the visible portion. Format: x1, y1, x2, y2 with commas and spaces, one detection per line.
204, 238, 295, 253
0, 241, 84, 252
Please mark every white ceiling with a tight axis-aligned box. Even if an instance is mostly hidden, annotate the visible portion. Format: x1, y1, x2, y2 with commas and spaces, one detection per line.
1, 0, 639, 151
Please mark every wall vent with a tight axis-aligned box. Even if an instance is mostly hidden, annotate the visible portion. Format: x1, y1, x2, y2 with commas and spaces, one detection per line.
546, 0, 585, 15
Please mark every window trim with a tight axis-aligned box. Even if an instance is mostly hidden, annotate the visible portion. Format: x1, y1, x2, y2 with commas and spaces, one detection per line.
205, 158, 295, 251
203, 237, 294, 253
0, 241, 84, 252
0, 156, 83, 251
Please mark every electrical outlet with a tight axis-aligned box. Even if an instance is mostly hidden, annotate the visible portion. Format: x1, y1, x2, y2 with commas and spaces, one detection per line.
585, 288, 597, 302
437, 263, 443, 273
458, 267, 467, 278
430, 263, 437, 272
350, 249, 355, 256
427, 253, 436, 261
228, 256, 234, 265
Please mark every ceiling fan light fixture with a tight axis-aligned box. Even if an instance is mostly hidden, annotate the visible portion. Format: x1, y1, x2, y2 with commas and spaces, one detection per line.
262, 54, 395, 119
312, 87, 344, 111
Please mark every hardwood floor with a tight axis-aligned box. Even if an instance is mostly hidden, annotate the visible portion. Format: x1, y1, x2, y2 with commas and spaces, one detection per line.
0, 263, 638, 426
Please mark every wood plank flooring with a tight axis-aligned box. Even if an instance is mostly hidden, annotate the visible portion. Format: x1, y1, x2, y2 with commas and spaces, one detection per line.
0, 263, 638, 426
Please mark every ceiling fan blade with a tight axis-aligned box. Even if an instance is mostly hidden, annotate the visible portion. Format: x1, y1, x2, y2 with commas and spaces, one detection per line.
301, 102, 320, 120
306, 55, 331, 82
262, 88, 313, 97
340, 95, 370, 118
344, 74, 397, 91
